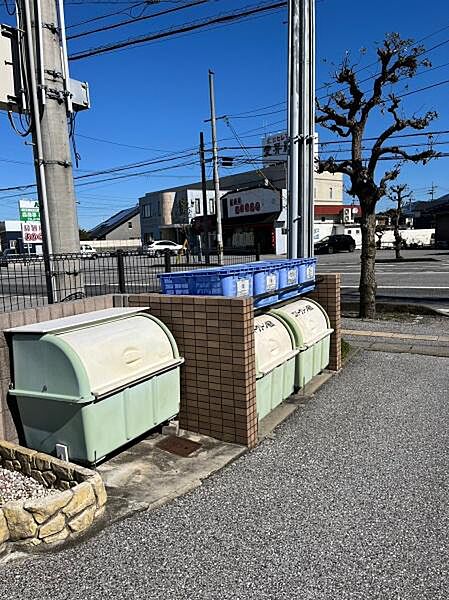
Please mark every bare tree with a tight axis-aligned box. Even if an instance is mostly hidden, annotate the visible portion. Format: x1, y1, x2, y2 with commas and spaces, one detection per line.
387, 183, 413, 260
316, 33, 438, 318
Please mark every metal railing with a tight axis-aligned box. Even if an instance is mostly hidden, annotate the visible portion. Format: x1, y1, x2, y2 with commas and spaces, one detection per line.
0, 249, 259, 313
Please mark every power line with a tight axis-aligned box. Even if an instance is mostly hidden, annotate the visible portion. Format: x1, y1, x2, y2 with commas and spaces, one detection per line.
68, 1, 287, 61
66, 1, 148, 29
67, 0, 212, 40
0, 150, 200, 193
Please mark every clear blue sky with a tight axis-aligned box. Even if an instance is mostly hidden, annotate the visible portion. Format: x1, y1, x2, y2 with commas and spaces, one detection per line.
0, 0, 448, 229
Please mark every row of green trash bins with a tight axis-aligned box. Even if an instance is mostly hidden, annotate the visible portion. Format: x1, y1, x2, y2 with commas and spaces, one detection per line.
254, 298, 333, 421
6, 299, 333, 465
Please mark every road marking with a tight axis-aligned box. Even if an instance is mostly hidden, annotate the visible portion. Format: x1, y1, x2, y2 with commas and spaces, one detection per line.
342, 329, 449, 342
341, 285, 449, 289
320, 271, 449, 275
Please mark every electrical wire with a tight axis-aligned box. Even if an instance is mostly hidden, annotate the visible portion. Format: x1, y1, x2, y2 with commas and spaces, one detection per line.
66, 1, 149, 30
67, 0, 212, 40
68, 1, 286, 61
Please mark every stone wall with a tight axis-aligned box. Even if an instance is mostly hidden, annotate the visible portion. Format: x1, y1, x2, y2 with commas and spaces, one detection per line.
0, 441, 106, 553
0, 295, 115, 443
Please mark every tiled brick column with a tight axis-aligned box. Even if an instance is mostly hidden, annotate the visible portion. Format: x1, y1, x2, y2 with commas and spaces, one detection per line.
0, 296, 115, 443
125, 294, 258, 448
308, 273, 341, 371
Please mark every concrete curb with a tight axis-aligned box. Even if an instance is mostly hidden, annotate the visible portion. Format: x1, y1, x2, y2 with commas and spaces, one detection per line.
342, 300, 449, 317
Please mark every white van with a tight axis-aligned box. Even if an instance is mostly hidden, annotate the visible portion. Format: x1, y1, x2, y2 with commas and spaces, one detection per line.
80, 243, 98, 259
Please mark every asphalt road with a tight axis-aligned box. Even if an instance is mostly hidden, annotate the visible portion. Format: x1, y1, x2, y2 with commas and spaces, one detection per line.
0, 249, 447, 312
1, 349, 449, 599
316, 248, 449, 306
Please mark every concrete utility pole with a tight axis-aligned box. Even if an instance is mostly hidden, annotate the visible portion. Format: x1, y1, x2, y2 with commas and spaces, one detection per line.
28, 0, 79, 254
199, 131, 210, 260
22, 0, 82, 300
21, 0, 53, 302
208, 69, 224, 266
287, 0, 315, 258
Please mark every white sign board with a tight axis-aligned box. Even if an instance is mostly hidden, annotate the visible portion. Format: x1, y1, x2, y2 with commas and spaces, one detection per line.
262, 132, 289, 166
226, 188, 281, 218
262, 131, 320, 167
21, 221, 42, 243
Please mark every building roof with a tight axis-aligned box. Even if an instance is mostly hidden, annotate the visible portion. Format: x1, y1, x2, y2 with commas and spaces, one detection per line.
406, 194, 449, 216
90, 205, 139, 239
314, 204, 356, 215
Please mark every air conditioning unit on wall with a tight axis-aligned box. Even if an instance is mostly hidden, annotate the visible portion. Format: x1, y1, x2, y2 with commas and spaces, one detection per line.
342, 207, 353, 223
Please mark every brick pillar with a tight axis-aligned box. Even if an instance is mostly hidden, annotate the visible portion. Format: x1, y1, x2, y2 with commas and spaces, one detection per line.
308, 273, 341, 371
127, 294, 258, 448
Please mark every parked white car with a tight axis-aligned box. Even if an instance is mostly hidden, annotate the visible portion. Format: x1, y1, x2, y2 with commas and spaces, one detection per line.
145, 240, 184, 257
80, 243, 98, 259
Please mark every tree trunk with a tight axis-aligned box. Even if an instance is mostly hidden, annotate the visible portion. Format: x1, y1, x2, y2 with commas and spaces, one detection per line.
359, 210, 377, 318
394, 212, 402, 260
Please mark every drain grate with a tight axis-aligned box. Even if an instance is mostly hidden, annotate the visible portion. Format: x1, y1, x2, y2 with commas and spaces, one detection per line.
156, 435, 202, 457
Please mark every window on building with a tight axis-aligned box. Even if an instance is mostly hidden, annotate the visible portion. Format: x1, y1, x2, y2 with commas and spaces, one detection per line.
208, 198, 216, 214
195, 198, 201, 214
314, 188, 317, 199
143, 204, 152, 218
128, 221, 133, 229
329, 187, 333, 199
158, 200, 161, 217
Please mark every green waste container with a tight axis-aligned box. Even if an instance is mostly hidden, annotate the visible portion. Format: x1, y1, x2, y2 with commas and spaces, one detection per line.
254, 314, 299, 421
271, 298, 333, 389
8, 308, 184, 464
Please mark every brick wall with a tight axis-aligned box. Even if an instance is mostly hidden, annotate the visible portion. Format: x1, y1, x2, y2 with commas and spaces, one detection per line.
308, 273, 342, 371
124, 294, 258, 448
0, 296, 115, 443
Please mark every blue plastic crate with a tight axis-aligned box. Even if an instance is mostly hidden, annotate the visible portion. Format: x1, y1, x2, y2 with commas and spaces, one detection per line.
253, 267, 280, 308
159, 267, 253, 298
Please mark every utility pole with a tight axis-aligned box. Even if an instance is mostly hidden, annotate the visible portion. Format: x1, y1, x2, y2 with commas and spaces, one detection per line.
208, 69, 224, 266
287, 0, 315, 258
428, 182, 437, 202
25, 0, 82, 299
21, 0, 53, 302
199, 131, 210, 262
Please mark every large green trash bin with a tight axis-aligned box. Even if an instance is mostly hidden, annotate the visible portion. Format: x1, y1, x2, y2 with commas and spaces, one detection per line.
271, 298, 333, 389
8, 308, 184, 464
254, 314, 298, 421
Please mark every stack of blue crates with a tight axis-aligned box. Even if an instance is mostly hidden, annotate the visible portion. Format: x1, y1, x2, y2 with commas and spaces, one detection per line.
159, 257, 316, 307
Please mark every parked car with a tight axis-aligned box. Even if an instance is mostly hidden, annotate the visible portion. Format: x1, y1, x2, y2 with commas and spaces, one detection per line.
145, 240, 184, 257
0, 249, 17, 267
314, 234, 356, 254
80, 243, 98, 259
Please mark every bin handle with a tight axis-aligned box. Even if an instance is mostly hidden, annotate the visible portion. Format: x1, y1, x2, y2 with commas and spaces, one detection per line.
92, 357, 185, 401
258, 348, 299, 376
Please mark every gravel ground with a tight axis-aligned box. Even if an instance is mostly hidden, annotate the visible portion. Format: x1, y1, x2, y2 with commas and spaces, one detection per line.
1, 350, 449, 599
342, 315, 449, 336
0, 468, 57, 505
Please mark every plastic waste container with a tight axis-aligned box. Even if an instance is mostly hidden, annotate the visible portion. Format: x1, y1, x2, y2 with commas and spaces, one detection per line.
254, 314, 298, 421
271, 298, 333, 389
7, 308, 184, 464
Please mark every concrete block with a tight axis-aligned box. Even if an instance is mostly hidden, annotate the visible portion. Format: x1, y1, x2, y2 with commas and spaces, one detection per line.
8, 311, 25, 329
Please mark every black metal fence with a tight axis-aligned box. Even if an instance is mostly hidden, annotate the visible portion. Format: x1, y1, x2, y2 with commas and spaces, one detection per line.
0, 249, 259, 313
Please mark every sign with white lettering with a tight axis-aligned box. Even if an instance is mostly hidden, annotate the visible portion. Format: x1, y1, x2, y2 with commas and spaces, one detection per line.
226, 188, 281, 218
19, 199, 40, 223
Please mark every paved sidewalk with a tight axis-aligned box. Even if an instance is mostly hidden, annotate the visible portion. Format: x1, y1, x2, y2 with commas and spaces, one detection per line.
1, 349, 449, 599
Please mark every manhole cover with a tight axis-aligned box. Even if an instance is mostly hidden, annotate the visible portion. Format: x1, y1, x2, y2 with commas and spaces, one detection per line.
156, 435, 202, 457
